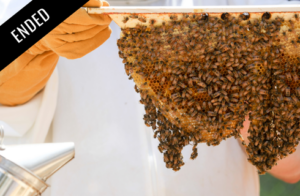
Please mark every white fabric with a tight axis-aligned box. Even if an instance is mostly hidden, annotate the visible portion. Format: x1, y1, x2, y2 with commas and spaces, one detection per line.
0, 68, 59, 145
0, 92, 41, 137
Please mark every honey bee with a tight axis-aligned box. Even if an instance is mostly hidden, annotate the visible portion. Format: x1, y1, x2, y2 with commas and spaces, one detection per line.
190, 151, 198, 160
122, 16, 129, 23
129, 14, 139, 19
286, 72, 292, 81
289, 19, 295, 29
138, 16, 147, 23
285, 86, 291, 97
292, 72, 299, 81
294, 13, 299, 21
201, 13, 209, 21
170, 14, 178, 20
134, 85, 140, 93
181, 98, 187, 106
187, 99, 195, 107
183, 14, 190, 19
292, 95, 299, 104
171, 92, 181, 99
221, 12, 230, 21
273, 70, 283, 76
188, 78, 193, 87
295, 88, 300, 97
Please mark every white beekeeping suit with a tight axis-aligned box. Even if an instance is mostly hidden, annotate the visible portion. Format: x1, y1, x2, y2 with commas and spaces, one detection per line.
2, 0, 300, 196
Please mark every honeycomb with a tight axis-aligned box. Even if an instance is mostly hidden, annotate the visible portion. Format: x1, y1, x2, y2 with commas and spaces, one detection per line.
117, 12, 300, 174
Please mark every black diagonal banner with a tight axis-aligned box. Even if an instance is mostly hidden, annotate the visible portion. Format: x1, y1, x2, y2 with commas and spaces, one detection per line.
0, 0, 89, 71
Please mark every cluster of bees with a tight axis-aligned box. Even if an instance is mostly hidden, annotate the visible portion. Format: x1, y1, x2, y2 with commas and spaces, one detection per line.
117, 11, 300, 174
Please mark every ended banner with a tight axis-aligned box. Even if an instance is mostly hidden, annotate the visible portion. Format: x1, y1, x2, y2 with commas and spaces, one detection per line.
0, 0, 89, 71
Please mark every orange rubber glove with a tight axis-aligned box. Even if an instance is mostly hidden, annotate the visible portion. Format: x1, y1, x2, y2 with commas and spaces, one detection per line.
0, 0, 112, 106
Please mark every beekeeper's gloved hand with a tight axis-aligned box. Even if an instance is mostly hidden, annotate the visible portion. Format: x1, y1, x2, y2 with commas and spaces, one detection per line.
41, 0, 112, 59
0, 0, 112, 106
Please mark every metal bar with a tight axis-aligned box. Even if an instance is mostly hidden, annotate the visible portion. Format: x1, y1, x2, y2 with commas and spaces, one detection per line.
87, 5, 300, 14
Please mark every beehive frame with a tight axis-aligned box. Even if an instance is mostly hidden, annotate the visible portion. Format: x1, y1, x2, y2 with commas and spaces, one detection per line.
87, 6, 300, 27
86, 6, 300, 174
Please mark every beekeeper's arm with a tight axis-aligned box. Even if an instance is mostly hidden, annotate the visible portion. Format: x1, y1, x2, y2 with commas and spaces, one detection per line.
0, 0, 112, 106
240, 117, 300, 184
